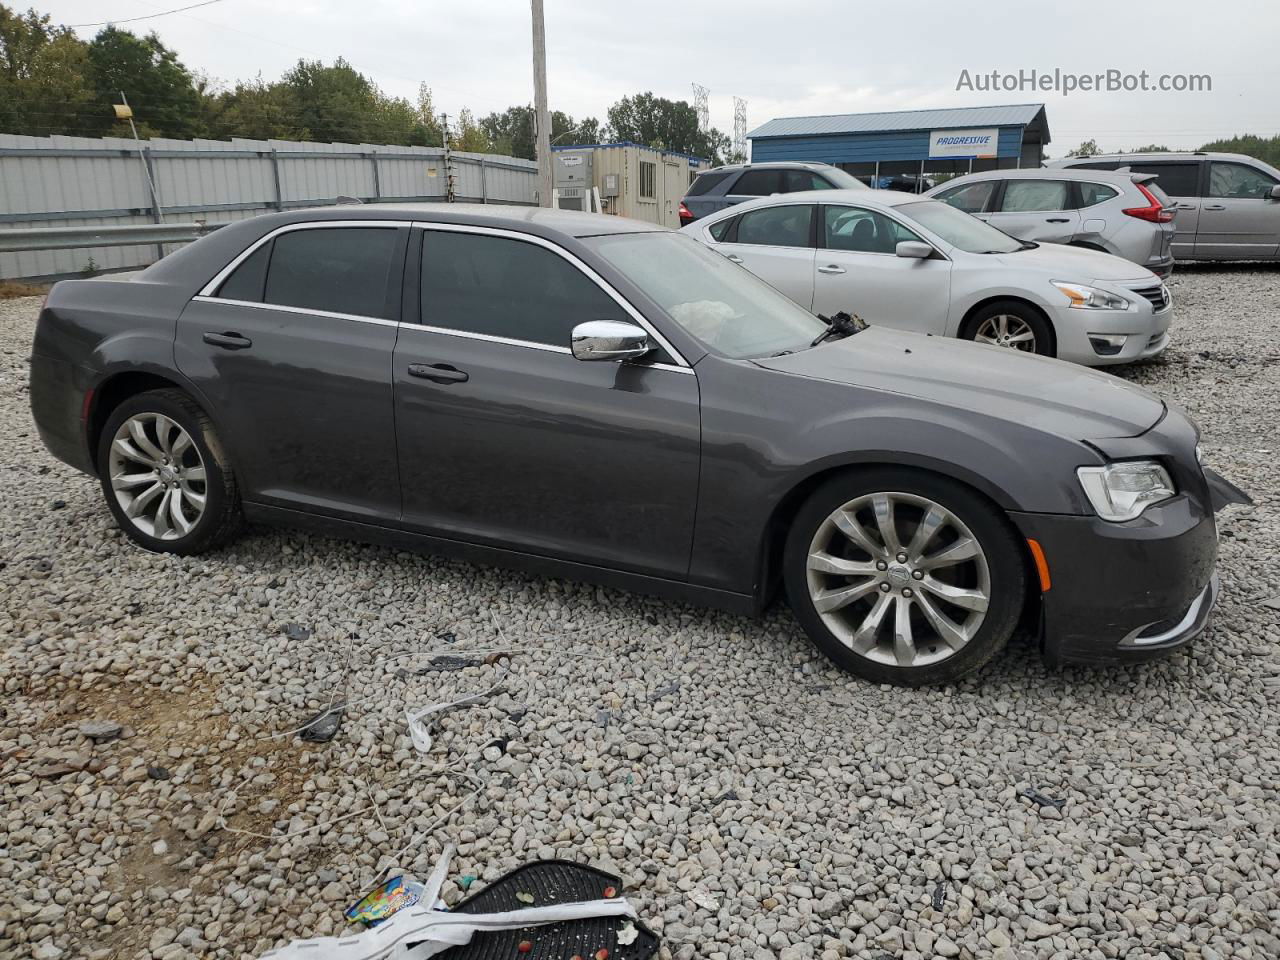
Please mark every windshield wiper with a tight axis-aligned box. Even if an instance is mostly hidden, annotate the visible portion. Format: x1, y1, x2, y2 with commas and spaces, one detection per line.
810, 311, 868, 347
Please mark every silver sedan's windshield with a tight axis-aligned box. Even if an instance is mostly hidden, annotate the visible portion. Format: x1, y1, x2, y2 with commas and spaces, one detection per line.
585, 232, 826, 359
895, 200, 1024, 254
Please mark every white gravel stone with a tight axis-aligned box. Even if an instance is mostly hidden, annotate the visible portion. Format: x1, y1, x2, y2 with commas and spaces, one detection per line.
3, 269, 1280, 960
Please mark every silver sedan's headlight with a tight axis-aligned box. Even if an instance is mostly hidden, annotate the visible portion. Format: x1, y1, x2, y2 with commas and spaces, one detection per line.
1077, 461, 1176, 522
1052, 281, 1132, 311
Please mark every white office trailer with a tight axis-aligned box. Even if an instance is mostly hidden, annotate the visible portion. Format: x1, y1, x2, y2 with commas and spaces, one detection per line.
552, 142, 707, 228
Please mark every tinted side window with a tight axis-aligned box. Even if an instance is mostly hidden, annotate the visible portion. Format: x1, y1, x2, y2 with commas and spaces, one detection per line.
935, 180, 996, 213
421, 232, 621, 347
1208, 161, 1278, 199
1000, 180, 1071, 212
686, 171, 732, 197
734, 205, 813, 247
1079, 182, 1119, 207
824, 206, 922, 254
708, 217, 735, 242
731, 169, 783, 195
263, 227, 400, 318
217, 240, 271, 302
1126, 163, 1200, 197
784, 170, 835, 192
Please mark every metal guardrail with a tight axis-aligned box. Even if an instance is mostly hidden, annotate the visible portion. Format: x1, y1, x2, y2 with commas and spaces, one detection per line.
0, 221, 222, 254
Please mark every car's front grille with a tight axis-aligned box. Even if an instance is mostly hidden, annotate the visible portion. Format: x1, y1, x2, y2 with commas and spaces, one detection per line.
1133, 284, 1170, 312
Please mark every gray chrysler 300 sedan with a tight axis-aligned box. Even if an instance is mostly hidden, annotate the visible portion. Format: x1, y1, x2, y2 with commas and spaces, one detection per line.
28, 205, 1248, 686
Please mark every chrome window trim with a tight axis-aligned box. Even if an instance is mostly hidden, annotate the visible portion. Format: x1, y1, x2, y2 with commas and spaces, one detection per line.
411, 221, 691, 369
190, 295, 401, 328
197, 219, 412, 300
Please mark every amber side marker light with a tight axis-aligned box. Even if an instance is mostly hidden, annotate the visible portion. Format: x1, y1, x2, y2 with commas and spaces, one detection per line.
1026, 538, 1051, 592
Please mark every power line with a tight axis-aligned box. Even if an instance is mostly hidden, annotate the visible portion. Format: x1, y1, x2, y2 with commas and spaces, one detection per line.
67, 0, 223, 29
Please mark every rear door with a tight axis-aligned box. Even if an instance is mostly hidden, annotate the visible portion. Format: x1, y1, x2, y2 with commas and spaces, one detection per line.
712, 203, 817, 308
178, 222, 407, 523
392, 225, 701, 578
811, 204, 952, 333
1196, 160, 1280, 259
1123, 161, 1203, 257
986, 179, 1081, 243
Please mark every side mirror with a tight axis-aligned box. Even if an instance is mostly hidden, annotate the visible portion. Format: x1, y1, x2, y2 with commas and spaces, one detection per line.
896, 240, 934, 260
1269, 185, 1280, 200
571, 320, 652, 362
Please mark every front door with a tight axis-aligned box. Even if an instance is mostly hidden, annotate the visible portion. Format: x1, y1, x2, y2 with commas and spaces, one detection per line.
713, 203, 816, 309
986, 179, 1081, 244
1196, 160, 1280, 259
393, 227, 701, 579
176, 223, 407, 523
811, 204, 952, 333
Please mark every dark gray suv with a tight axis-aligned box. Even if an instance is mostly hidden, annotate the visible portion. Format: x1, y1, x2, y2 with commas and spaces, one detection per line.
29, 205, 1245, 686
680, 161, 866, 225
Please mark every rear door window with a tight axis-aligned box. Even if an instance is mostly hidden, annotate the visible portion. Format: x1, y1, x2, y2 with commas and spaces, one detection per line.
1125, 162, 1201, 197
708, 217, 735, 242
733, 205, 813, 247
685, 171, 732, 196
263, 227, 401, 319
216, 241, 271, 302
1078, 182, 1120, 207
730, 169, 784, 196
934, 180, 996, 213
999, 180, 1071, 212
783, 170, 836, 192
420, 231, 623, 347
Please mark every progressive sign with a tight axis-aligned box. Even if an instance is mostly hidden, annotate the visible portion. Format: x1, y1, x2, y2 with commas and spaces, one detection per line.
928, 128, 999, 159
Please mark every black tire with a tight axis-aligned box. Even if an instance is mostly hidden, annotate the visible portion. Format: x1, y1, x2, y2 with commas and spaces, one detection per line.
783, 468, 1026, 687
961, 299, 1056, 358
96, 388, 242, 555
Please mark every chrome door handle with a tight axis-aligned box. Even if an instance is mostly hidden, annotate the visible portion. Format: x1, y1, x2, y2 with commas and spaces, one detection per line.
408, 363, 469, 384
1203, 204, 1226, 211
202, 331, 252, 349
724, 253, 743, 263
818, 264, 846, 275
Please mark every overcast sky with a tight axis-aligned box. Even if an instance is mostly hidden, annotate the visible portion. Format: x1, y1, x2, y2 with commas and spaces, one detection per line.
36, 0, 1280, 156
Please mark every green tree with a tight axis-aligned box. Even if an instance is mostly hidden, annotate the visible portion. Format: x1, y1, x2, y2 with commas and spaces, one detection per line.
1067, 138, 1101, 157
605, 92, 729, 162
207, 75, 307, 141
1129, 144, 1171, 153
478, 106, 600, 160
87, 26, 201, 138
1199, 134, 1280, 168
278, 58, 381, 142
0, 5, 96, 136
449, 108, 492, 153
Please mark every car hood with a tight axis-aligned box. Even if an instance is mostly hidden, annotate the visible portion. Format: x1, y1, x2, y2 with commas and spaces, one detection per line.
754, 326, 1165, 440
988, 241, 1157, 283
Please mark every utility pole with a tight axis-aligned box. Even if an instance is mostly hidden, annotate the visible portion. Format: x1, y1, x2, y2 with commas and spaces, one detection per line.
530, 0, 552, 207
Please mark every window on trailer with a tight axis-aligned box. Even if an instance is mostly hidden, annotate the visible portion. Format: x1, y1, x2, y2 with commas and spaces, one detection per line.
639, 161, 657, 199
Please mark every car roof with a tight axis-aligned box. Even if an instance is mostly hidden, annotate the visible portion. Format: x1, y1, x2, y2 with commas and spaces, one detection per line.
697, 160, 841, 175
933, 168, 1144, 186
279, 202, 669, 239
699, 188, 928, 218
1052, 151, 1240, 163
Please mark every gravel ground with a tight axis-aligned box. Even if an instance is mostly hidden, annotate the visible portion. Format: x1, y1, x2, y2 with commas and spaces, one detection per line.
2, 266, 1278, 960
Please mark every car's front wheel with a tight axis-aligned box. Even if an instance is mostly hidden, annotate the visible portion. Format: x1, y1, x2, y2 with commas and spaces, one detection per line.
97, 388, 242, 555
961, 299, 1055, 358
784, 469, 1026, 686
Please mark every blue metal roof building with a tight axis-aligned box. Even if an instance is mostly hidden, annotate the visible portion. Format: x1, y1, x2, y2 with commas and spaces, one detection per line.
747, 103, 1050, 189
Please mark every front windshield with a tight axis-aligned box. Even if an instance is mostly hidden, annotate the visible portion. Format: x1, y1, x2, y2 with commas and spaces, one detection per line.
585, 232, 826, 359
895, 199, 1024, 254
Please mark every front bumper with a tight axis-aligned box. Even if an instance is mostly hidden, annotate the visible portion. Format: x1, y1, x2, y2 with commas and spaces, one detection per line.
1011, 492, 1219, 667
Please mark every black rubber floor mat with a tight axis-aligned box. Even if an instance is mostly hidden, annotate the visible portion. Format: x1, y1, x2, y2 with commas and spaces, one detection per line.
430, 860, 659, 960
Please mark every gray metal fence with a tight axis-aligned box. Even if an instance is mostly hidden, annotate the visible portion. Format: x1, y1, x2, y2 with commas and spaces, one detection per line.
0, 133, 539, 281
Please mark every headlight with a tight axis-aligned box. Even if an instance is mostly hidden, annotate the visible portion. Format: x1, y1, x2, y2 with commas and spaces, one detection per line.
1077, 461, 1176, 522
1052, 281, 1131, 311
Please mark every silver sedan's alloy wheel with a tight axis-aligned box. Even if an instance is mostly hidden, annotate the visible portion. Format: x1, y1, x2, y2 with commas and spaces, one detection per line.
973, 313, 1036, 352
804, 491, 991, 669
108, 413, 208, 541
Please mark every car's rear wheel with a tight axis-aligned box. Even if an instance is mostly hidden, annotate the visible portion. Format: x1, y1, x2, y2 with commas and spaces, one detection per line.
784, 469, 1025, 686
97, 389, 242, 554
962, 299, 1055, 357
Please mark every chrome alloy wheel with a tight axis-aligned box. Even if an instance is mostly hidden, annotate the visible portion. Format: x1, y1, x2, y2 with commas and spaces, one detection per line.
108, 413, 208, 540
973, 313, 1036, 351
804, 492, 991, 668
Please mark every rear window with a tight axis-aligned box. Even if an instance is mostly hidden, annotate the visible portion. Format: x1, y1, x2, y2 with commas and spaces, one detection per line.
686, 171, 732, 197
